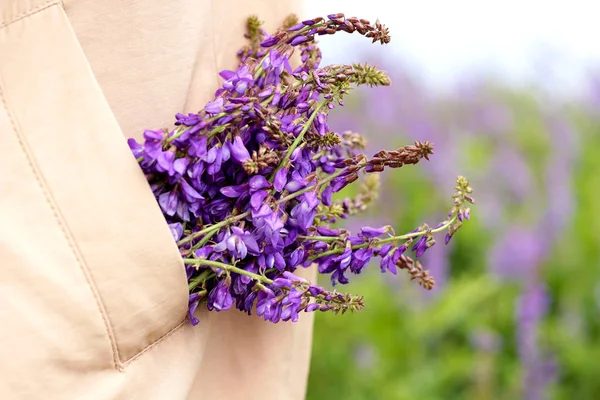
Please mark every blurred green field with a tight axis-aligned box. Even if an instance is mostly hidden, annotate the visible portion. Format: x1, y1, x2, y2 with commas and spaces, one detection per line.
306, 63, 600, 399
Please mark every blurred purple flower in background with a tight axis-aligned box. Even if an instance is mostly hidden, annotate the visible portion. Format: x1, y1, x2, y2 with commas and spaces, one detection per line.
354, 342, 377, 371
470, 329, 502, 354
542, 114, 579, 240
489, 227, 546, 281
327, 49, 578, 398
517, 282, 557, 400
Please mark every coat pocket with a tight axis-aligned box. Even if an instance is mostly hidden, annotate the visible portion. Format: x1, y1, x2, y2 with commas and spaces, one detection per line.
0, 3, 188, 368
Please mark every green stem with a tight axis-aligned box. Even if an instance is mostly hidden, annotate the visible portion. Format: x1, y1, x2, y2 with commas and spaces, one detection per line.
178, 213, 247, 246
192, 229, 218, 250
166, 126, 186, 143
188, 287, 207, 296
312, 150, 326, 161
188, 268, 214, 291
270, 101, 326, 182
184, 259, 273, 284
309, 218, 456, 260
299, 235, 344, 242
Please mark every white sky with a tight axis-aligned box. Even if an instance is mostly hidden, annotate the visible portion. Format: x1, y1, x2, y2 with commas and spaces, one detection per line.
303, 0, 600, 94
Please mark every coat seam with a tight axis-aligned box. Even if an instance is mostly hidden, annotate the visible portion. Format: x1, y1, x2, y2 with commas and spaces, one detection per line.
0, 0, 60, 29
119, 319, 187, 370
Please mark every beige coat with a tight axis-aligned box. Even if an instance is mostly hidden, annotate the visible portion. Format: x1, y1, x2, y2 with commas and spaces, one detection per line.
0, 1, 315, 398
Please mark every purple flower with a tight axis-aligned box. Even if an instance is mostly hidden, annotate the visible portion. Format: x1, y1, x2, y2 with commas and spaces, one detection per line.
175, 113, 201, 126
289, 247, 305, 267
250, 190, 269, 210
188, 293, 202, 326
188, 135, 207, 158
395, 244, 407, 258
260, 36, 280, 47
168, 223, 184, 242
204, 146, 223, 173
380, 248, 397, 274
444, 233, 452, 245
330, 174, 352, 192
219, 65, 254, 94
180, 179, 204, 203
249, 175, 271, 192
360, 226, 388, 238
285, 173, 308, 192
214, 227, 260, 259
290, 192, 319, 230
290, 35, 308, 46
256, 289, 282, 322
321, 185, 333, 206
316, 227, 339, 236
173, 158, 190, 177
207, 280, 234, 312
333, 248, 352, 270
229, 136, 251, 163
127, 138, 145, 158
158, 191, 179, 217
350, 247, 374, 274
272, 278, 293, 288
262, 50, 293, 86
220, 183, 248, 198
288, 23, 304, 32
195, 246, 213, 259
281, 289, 303, 322
142, 129, 164, 158
156, 151, 177, 176
308, 285, 325, 296
378, 244, 394, 257
233, 227, 260, 255
282, 271, 308, 283
205, 97, 224, 114
412, 236, 428, 258
252, 203, 273, 221
274, 167, 288, 192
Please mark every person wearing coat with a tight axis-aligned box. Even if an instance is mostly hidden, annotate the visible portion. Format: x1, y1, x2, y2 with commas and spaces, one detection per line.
0, 0, 315, 398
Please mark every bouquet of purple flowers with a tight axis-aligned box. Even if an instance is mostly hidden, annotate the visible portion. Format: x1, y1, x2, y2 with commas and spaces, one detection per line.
128, 14, 474, 325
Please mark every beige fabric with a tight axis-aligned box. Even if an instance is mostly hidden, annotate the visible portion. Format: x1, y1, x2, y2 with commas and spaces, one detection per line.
0, 0, 314, 399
